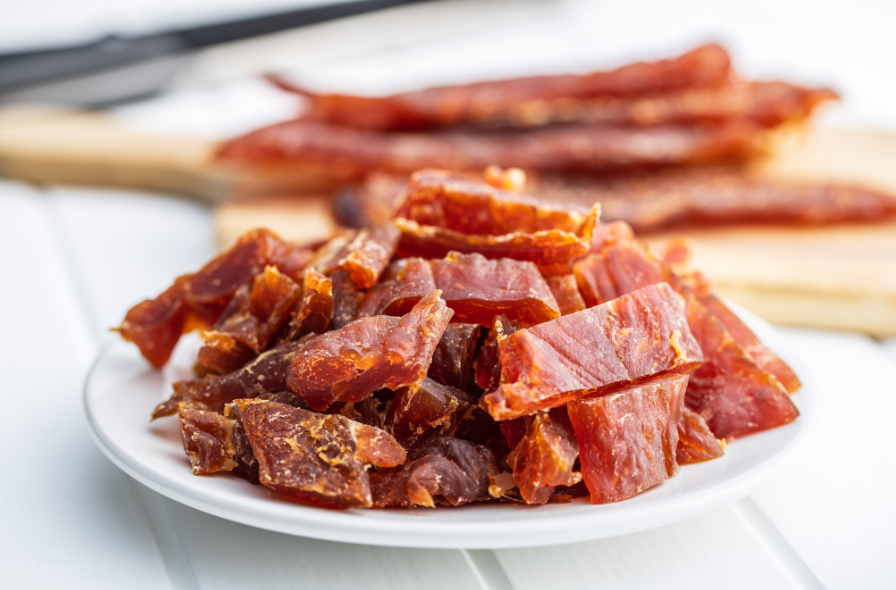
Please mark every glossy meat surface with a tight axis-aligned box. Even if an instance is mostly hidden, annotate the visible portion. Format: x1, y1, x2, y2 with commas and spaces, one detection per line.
481, 283, 702, 421
282, 268, 334, 340
271, 44, 732, 131
568, 373, 687, 504
508, 407, 581, 504
370, 437, 498, 507
328, 270, 363, 330
677, 406, 725, 464
574, 241, 665, 307
430, 252, 560, 327
427, 323, 481, 390
237, 399, 405, 509
384, 377, 477, 448
545, 274, 586, 316
474, 315, 521, 392
357, 257, 435, 318
153, 340, 306, 419
286, 290, 453, 411
177, 409, 238, 475
321, 222, 401, 289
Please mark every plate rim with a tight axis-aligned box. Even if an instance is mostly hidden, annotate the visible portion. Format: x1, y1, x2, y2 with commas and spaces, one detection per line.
83, 308, 818, 549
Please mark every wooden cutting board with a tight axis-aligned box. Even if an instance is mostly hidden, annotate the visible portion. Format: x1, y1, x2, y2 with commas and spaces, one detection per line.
1, 105, 895, 334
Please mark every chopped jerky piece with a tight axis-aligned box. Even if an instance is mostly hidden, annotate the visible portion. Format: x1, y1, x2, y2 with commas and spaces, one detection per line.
574, 241, 664, 307
427, 323, 481, 390
430, 252, 560, 327
398, 169, 592, 236
236, 399, 405, 509
216, 119, 766, 182
687, 272, 801, 393
328, 270, 363, 330
370, 437, 498, 507
332, 398, 383, 429
545, 274, 586, 315
507, 407, 581, 505
357, 258, 436, 318
269, 44, 733, 131
384, 377, 477, 448
197, 330, 256, 375
119, 229, 311, 367
568, 373, 687, 504
684, 299, 799, 438
281, 268, 334, 341
499, 418, 526, 451
152, 340, 306, 419
481, 283, 702, 421
453, 404, 510, 460
395, 218, 594, 276
473, 315, 521, 392
317, 222, 401, 289
177, 409, 238, 475
589, 221, 635, 254
286, 290, 453, 411
677, 406, 725, 464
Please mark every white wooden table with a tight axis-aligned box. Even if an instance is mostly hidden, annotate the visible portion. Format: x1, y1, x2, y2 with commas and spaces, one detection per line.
3, 1, 896, 587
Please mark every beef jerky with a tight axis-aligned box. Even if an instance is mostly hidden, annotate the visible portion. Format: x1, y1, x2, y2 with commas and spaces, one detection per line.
473, 315, 521, 392
430, 252, 560, 327
177, 409, 238, 475
677, 406, 725, 464
370, 437, 498, 507
280, 268, 334, 341
152, 339, 306, 419
269, 44, 733, 131
197, 330, 256, 376
480, 283, 702, 421
384, 377, 477, 449
545, 274, 586, 315
286, 290, 453, 411
427, 323, 481, 390
574, 241, 665, 307
569, 373, 687, 504
328, 270, 363, 330
315, 222, 401, 289
216, 119, 766, 182
357, 258, 436, 318
119, 229, 311, 367
507, 407, 581, 504
236, 399, 405, 509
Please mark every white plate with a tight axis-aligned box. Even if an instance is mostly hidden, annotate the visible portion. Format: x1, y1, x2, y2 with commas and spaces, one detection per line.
84, 308, 817, 549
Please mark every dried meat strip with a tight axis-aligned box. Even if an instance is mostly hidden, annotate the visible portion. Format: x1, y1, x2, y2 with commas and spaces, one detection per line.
216, 119, 766, 183
430, 252, 560, 327
286, 290, 453, 411
280, 268, 334, 341
236, 399, 405, 509
427, 323, 481, 391
370, 437, 498, 508
178, 409, 239, 475
315, 222, 401, 289
473, 315, 521, 392
480, 283, 702, 421
119, 229, 311, 367
328, 270, 363, 330
507, 407, 581, 505
676, 406, 725, 464
270, 44, 733, 131
545, 274, 586, 316
357, 257, 435, 318
568, 373, 687, 504
384, 377, 478, 449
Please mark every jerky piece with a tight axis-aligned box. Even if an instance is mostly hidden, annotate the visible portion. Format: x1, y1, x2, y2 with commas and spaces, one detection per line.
328, 270, 363, 330
398, 169, 592, 236
236, 399, 405, 509
395, 219, 594, 276
319, 222, 401, 289
332, 398, 383, 429
481, 283, 702, 421
287, 290, 454, 411
384, 377, 477, 448
574, 241, 664, 307
685, 299, 799, 438
197, 330, 256, 376
499, 418, 526, 451
152, 339, 305, 419
216, 119, 766, 182
430, 252, 560, 327
507, 407, 581, 505
357, 258, 436, 318
589, 221, 635, 254
427, 323, 481, 390
270, 44, 732, 131
281, 268, 334, 341
568, 373, 687, 504
370, 437, 498, 507
119, 229, 311, 367
677, 406, 725, 464
688, 272, 800, 393
177, 409, 238, 475
473, 315, 521, 392
545, 274, 586, 315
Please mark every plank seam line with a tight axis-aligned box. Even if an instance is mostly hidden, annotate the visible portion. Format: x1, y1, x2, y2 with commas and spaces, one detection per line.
732, 497, 826, 590
461, 549, 516, 590
40, 191, 194, 590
